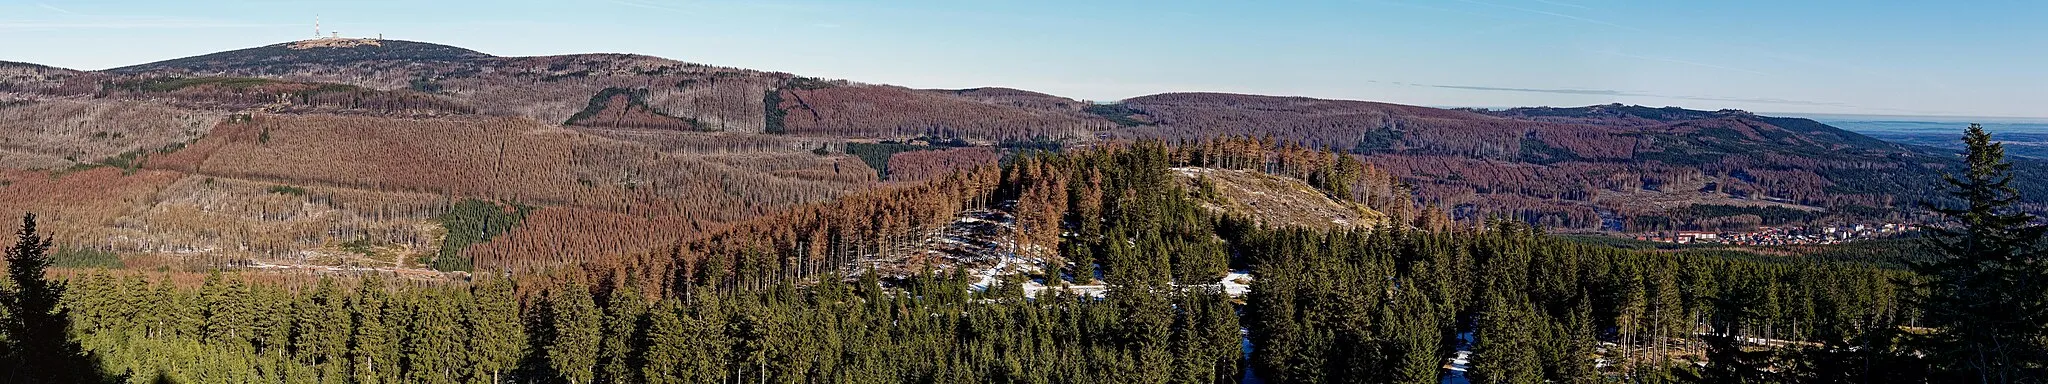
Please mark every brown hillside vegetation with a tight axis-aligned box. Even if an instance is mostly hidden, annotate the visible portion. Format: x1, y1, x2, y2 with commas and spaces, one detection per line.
1178, 137, 1411, 215
937, 87, 1096, 112
118, 49, 1127, 141
467, 206, 713, 273
654, 139, 1410, 294
174, 114, 873, 265
1111, 92, 1530, 153
119, 51, 784, 131
671, 167, 1001, 292
564, 89, 700, 130
160, 114, 872, 217
103, 175, 449, 264
0, 167, 185, 248
572, 128, 843, 154
885, 147, 1003, 183
1174, 167, 1384, 230
1106, 93, 1943, 231
0, 61, 85, 93
0, 99, 218, 169
1, 109, 878, 270
0, 37, 1999, 280
97, 77, 476, 116
778, 85, 1116, 141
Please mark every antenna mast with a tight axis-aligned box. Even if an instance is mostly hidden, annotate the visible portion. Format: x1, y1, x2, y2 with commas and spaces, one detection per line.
315, 15, 321, 38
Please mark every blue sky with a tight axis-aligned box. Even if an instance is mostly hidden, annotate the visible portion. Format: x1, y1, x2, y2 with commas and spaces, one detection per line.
3, 0, 2045, 118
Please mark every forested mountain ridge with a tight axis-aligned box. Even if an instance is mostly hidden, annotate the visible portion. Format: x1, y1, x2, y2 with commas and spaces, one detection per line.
3, 41, 905, 274
68, 40, 1122, 138
0, 60, 74, 73
0, 38, 2031, 278
107, 39, 495, 73
0, 60, 85, 94
1477, 103, 1910, 156
4, 37, 2047, 383
1096, 93, 2048, 230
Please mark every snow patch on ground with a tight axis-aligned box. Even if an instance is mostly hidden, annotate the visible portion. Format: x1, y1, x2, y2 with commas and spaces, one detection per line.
973, 265, 1255, 299
863, 204, 1260, 299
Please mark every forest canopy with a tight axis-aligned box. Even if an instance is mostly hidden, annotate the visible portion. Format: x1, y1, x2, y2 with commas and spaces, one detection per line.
0, 129, 2040, 384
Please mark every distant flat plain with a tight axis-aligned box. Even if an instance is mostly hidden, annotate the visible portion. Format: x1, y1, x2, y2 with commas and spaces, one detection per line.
1785, 113, 2048, 158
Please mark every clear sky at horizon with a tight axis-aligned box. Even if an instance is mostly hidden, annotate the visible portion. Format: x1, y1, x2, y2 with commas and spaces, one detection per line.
3, 0, 2044, 117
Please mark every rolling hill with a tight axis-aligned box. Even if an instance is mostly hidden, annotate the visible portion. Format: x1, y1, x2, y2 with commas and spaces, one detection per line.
1093, 96, 2044, 230
108, 39, 494, 73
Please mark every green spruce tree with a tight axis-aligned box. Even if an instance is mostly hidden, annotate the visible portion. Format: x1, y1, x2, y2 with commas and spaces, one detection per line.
641, 298, 688, 384
546, 281, 602, 384
468, 275, 525, 384
597, 287, 648, 384
1, 213, 85, 383
1916, 124, 2048, 383
349, 276, 398, 384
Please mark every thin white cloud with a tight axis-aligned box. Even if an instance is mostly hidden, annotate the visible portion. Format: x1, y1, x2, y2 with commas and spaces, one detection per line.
35, 3, 76, 15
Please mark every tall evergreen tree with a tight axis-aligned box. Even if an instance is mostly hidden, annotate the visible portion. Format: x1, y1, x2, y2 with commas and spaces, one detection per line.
641, 299, 688, 384
404, 289, 470, 384
1547, 295, 1597, 384
681, 294, 733, 384
596, 287, 648, 384
1388, 285, 1443, 384
295, 277, 351, 384
350, 277, 398, 384
1473, 294, 1543, 384
2, 213, 84, 383
546, 281, 602, 384
468, 275, 525, 384
1916, 124, 2048, 383
199, 272, 256, 352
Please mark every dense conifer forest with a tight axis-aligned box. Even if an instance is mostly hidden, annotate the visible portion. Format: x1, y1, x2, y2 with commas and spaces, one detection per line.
0, 127, 2043, 383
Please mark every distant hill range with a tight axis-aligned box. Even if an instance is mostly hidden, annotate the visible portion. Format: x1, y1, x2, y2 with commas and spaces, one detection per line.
0, 38, 2035, 270
109, 39, 494, 73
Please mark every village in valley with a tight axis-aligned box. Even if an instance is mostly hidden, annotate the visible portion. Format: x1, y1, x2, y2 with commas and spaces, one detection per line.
1632, 222, 1913, 246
